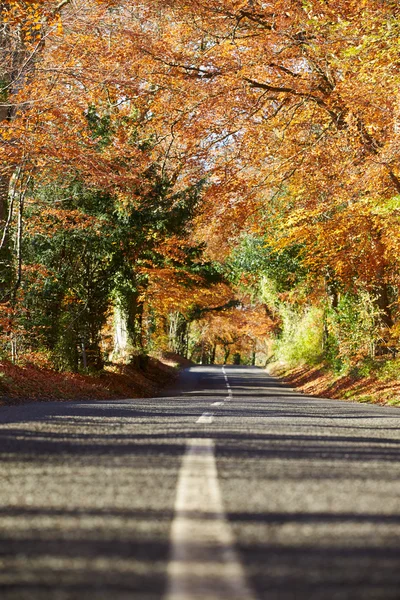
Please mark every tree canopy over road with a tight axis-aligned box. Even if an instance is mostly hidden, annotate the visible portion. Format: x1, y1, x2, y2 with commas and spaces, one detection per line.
1, 1, 400, 382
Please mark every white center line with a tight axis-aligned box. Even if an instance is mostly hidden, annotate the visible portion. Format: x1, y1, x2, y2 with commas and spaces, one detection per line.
211, 402, 224, 407
222, 366, 233, 400
164, 439, 256, 600
196, 413, 214, 424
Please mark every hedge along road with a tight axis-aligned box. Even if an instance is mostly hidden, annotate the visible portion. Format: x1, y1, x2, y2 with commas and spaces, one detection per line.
0, 365, 400, 600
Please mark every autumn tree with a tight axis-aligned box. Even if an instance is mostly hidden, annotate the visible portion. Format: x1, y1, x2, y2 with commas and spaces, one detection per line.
122, 0, 400, 357
0, 1, 227, 367
3, 0, 400, 371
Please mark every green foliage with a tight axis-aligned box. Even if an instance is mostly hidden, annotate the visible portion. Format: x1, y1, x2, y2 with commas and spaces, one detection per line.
272, 306, 324, 366
325, 290, 382, 372
86, 105, 114, 148
14, 164, 205, 370
387, 398, 400, 407
20, 185, 117, 370
226, 234, 321, 367
376, 358, 400, 382
228, 233, 306, 292
259, 276, 280, 314
324, 332, 344, 374
348, 356, 378, 379
357, 395, 375, 404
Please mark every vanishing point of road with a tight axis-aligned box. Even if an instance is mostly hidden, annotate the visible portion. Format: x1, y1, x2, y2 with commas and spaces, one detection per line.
0, 365, 400, 600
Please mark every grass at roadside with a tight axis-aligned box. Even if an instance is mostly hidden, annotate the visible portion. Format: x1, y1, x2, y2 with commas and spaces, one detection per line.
0, 352, 192, 406
268, 361, 400, 407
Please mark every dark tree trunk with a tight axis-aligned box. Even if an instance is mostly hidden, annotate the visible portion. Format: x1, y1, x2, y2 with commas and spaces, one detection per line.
375, 282, 394, 329
127, 289, 145, 350
223, 345, 230, 364
211, 344, 217, 364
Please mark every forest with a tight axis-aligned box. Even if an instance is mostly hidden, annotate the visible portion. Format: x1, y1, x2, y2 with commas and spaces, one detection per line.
1, 0, 400, 401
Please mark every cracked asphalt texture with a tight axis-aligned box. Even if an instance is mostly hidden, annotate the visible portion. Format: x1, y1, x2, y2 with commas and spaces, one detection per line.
0, 365, 399, 600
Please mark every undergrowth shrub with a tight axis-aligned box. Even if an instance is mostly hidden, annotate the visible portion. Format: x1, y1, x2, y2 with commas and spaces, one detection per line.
325, 290, 383, 372
376, 358, 400, 381
272, 306, 324, 366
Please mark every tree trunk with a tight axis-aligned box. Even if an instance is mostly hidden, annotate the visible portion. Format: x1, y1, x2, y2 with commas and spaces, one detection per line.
211, 344, 217, 364
374, 238, 394, 330
168, 312, 188, 356
375, 282, 394, 329
223, 345, 230, 364
127, 289, 145, 350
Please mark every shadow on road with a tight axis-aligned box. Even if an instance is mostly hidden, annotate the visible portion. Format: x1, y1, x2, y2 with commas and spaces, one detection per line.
0, 366, 399, 599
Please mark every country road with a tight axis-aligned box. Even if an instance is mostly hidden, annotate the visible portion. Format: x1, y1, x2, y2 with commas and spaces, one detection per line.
1, 365, 400, 600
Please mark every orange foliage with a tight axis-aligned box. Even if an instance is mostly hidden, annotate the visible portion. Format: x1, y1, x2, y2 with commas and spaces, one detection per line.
199, 303, 275, 359
3, 0, 400, 363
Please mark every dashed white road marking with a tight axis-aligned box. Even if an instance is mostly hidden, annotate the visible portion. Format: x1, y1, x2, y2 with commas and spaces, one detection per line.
196, 413, 214, 424
222, 366, 233, 400
195, 366, 233, 424
164, 439, 256, 600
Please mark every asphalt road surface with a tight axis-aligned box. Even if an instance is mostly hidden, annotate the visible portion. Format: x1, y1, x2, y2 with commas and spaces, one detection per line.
1, 365, 400, 600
